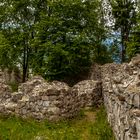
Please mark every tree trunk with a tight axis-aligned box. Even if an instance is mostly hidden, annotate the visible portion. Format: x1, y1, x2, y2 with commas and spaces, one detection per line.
121, 28, 126, 63
22, 46, 26, 82
121, 30, 129, 63
22, 45, 29, 83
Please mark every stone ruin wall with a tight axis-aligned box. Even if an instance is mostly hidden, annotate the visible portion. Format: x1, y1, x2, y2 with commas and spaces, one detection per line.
101, 55, 140, 140
0, 76, 102, 121
0, 68, 21, 84
0, 55, 140, 140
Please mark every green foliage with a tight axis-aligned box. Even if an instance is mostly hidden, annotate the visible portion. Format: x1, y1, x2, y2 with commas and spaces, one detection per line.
0, 0, 43, 82
126, 10, 140, 59
109, 0, 137, 62
32, 0, 107, 80
0, 32, 13, 69
110, 0, 136, 31
0, 0, 120, 82
0, 106, 115, 140
91, 44, 114, 64
8, 82, 19, 92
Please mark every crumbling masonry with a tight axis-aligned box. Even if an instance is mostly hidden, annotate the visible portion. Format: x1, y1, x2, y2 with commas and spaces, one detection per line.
0, 55, 140, 140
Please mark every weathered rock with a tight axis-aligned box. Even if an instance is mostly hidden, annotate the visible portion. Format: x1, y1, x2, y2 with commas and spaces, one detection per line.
0, 55, 139, 139
0, 83, 11, 95
0, 75, 102, 121
101, 55, 140, 140
71, 80, 102, 107
0, 68, 21, 84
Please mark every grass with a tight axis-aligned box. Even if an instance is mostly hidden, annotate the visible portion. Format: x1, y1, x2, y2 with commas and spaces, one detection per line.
0, 106, 115, 140
8, 82, 19, 92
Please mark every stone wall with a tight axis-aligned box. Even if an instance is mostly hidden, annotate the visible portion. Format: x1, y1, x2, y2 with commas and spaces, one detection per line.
101, 55, 140, 140
0, 55, 140, 139
88, 63, 102, 81
0, 68, 21, 84
0, 76, 102, 121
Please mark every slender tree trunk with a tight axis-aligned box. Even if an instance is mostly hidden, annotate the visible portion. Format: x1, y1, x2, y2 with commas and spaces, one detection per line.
121, 28, 126, 63
26, 46, 29, 78
121, 39, 126, 63
22, 45, 29, 83
121, 29, 129, 63
22, 46, 26, 82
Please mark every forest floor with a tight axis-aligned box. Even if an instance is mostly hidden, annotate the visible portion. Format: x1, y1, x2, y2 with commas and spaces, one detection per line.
0, 106, 115, 140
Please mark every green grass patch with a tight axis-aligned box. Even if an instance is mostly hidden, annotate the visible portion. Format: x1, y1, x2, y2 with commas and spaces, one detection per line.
88, 106, 115, 140
8, 82, 19, 92
0, 106, 115, 140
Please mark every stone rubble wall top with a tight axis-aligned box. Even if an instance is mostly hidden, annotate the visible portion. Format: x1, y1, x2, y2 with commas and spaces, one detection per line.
101, 55, 140, 140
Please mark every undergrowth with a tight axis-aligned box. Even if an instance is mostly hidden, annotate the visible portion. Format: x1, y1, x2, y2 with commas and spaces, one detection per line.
8, 82, 19, 92
0, 106, 115, 140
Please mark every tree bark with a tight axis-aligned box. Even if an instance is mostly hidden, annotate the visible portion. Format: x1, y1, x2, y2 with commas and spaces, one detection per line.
22, 46, 26, 82
22, 45, 29, 83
